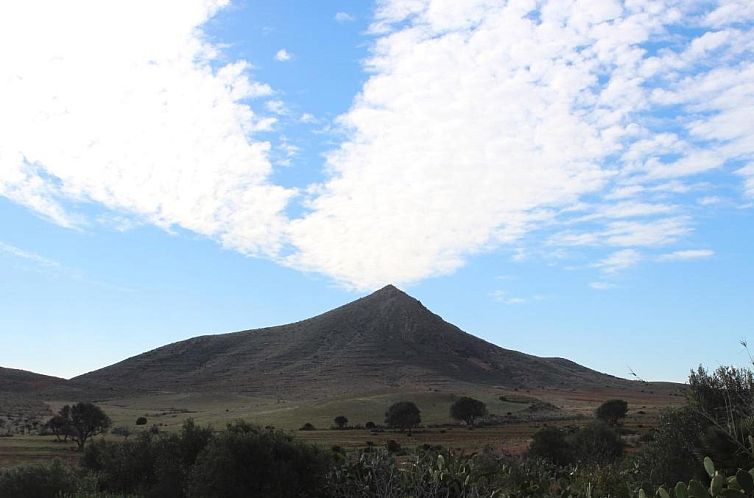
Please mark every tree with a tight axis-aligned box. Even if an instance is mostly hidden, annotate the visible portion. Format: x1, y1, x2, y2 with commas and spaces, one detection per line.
135, 416, 148, 425
449, 396, 487, 425
595, 399, 628, 425
334, 415, 348, 429
46, 406, 72, 442
385, 401, 421, 433
69, 402, 111, 450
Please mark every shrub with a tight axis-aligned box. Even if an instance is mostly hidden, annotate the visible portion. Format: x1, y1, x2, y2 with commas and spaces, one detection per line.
385, 439, 401, 453
186, 420, 331, 498
0, 460, 78, 498
299, 422, 315, 431
365, 421, 376, 429
334, 415, 348, 429
136, 416, 148, 425
82, 418, 214, 498
528, 426, 572, 465
632, 407, 708, 489
596, 399, 629, 425
111, 426, 132, 439
570, 421, 623, 465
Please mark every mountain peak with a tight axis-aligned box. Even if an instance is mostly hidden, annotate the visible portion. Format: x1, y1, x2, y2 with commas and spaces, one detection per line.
372, 284, 402, 295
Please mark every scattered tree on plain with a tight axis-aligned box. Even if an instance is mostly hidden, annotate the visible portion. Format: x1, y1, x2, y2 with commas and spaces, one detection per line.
449, 396, 487, 425
135, 416, 147, 425
46, 402, 110, 450
385, 401, 421, 433
334, 415, 348, 429
595, 399, 628, 425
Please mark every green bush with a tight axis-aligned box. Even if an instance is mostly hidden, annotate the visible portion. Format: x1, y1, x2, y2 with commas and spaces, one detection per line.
529, 426, 572, 465
570, 421, 624, 465
82, 418, 214, 498
186, 420, 331, 498
0, 460, 78, 498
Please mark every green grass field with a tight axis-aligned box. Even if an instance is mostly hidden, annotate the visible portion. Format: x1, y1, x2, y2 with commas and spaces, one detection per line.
79, 390, 534, 431
0, 386, 680, 468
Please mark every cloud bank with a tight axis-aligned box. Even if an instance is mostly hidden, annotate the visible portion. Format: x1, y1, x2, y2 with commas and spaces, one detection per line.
0, 0, 293, 257
287, 0, 754, 288
1, 0, 752, 290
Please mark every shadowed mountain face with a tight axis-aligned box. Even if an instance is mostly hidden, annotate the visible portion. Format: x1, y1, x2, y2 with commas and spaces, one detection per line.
0, 367, 66, 393
72, 285, 631, 398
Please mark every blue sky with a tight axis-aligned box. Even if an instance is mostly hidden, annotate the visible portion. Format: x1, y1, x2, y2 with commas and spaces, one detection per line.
1, 0, 753, 381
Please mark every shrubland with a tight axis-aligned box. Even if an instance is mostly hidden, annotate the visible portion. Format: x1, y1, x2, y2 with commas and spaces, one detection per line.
2, 362, 754, 497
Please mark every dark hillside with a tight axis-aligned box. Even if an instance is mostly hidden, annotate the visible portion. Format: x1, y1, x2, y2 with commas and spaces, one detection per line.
72, 285, 634, 398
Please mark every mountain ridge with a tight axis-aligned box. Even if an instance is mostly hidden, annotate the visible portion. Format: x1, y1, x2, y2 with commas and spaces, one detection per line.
69, 285, 634, 399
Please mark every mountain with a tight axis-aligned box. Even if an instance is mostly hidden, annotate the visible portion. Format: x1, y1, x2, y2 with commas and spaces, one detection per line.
0, 366, 66, 393
72, 285, 633, 399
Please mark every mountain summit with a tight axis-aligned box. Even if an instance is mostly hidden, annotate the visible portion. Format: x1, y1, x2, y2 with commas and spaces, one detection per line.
72, 285, 628, 398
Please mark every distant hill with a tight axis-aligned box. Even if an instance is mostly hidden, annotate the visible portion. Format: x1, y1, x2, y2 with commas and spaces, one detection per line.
0, 366, 66, 393
72, 285, 636, 399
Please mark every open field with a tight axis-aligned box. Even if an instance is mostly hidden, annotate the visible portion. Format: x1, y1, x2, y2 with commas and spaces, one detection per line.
0, 384, 683, 468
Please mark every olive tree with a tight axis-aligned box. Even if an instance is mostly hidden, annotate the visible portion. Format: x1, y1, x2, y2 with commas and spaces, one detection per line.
449, 396, 487, 425
385, 401, 421, 433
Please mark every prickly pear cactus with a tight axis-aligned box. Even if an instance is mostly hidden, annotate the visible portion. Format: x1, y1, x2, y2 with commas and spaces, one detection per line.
655, 457, 754, 498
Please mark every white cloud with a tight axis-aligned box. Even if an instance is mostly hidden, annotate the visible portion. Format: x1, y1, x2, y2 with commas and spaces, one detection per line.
657, 249, 715, 262
335, 12, 355, 23
552, 217, 691, 248
275, 49, 292, 62
739, 165, 754, 197
0, 1, 293, 257
283, 0, 754, 289
299, 113, 317, 124
1, 1, 752, 291
265, 100, 287, 115
593, 249, 642, 274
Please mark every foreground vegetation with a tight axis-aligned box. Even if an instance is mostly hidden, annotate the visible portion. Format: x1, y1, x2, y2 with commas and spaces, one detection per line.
1, 362, 752, 497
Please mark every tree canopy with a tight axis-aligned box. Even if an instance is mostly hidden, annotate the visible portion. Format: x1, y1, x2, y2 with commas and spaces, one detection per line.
385, 401, 421, 432
595, 399, 628, 425
449, 396, 487, 425
48, 402, 111, 450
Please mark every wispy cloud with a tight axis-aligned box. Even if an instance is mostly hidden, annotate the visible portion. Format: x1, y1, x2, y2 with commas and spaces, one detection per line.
590, 282, 615, 291
593, 249, 642, 275
0, 241, 60, 268
0, 241, 133, 292
657, 249, 715, 262
490, 290, 527, 305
